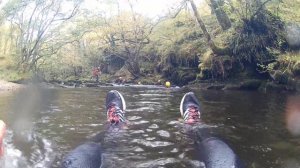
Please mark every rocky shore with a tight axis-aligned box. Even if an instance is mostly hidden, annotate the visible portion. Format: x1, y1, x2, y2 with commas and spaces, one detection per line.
1, 77, 300, 94
188, 79, 300, 92
0, 80, 24, 92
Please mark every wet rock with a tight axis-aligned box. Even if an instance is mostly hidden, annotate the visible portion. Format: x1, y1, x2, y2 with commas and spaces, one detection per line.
240, 80, 262, 90
206, 84, 225, 90
265, 82, 287, 92
85, 83, 99, 87
223, 84, 240, 90
292, 62, 300, 77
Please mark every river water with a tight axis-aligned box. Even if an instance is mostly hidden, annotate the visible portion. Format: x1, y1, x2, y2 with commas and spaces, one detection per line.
0, 85, 299, 168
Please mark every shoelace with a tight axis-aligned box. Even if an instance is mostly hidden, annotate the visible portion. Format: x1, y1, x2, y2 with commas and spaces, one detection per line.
183, 106, 200, 122
107, 105, 125, 124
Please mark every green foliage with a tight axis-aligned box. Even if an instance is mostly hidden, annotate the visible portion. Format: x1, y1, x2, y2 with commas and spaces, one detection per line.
229, 8, 286, 65
267, 0, 300, 23
0, 68, 31, 82
1, 0, 81, 72
145, 11, 218, 69
0, 0, 300, 84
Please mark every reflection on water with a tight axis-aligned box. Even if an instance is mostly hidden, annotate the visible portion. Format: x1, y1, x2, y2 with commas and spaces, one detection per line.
0, 86, 299, 168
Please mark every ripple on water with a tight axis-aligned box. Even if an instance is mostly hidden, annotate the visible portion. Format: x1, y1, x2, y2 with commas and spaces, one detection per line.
127, 116, 142, 120
145, 137, 155, 141
138, 94, 167, 97
2, 129, 55, 168
134, 147, 145, 152
168, 120, 181, 125
157, 130, 171, 138
148, 124, 159, 129
131, 120, 150, 125
136, 158, 179, 168
131, 107, 155, 112
170, 148, 178, 153
131, 130, 145, 134
131, 139, 174, 148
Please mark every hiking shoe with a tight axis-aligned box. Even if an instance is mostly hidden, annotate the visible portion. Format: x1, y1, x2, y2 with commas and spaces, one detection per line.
180, 92, 201, 123
106, 90, 126, 124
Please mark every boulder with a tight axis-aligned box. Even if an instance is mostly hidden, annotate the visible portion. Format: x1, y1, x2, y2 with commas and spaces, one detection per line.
285, 23, 300, 49
292, 62, 300, 77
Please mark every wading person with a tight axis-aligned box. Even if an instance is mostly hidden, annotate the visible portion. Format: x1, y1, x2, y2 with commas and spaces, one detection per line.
91, 67, 101, 83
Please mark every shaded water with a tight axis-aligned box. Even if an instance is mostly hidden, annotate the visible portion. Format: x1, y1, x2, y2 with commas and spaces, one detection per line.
0, 86, 300, 168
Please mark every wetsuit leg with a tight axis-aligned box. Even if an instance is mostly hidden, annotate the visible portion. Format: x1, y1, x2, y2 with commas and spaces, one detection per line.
197, 137, 243, 168
61, 142, 102, 168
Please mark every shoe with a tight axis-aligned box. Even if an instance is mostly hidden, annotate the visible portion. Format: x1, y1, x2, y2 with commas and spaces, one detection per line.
106, 90, 126, 124
180, 92, 201, 123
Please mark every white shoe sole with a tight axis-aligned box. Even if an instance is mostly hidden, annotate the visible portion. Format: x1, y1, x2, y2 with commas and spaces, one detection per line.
180, 92, 189, 118
111, 90, 126, 112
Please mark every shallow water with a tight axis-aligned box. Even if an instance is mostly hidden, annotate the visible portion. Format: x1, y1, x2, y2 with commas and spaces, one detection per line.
0, 86, 300, 168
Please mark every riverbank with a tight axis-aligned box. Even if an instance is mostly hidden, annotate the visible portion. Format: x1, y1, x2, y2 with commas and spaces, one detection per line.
188, 79, 300, 93
39, 77, 300, 93
0, 80, 24, 92
1, 74, 300, 94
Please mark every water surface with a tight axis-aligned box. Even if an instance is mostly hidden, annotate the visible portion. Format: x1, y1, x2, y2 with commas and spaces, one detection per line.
0, 86, 299, 168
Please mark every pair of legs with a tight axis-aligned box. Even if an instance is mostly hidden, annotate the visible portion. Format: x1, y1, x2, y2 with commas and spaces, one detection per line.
105, 90, 201, 125
105, 90, 243, 168
62, 90, 243, 168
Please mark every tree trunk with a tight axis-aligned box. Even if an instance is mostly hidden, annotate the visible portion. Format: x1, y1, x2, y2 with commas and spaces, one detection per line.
125, 58, 140, 78
210, 0, 231, 30
189, 0, 212, 42
188, 0, 230, 55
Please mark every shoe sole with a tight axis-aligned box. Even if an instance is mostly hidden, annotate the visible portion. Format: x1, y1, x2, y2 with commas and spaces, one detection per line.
180, 92, 189, 118
111, 90, 126, 112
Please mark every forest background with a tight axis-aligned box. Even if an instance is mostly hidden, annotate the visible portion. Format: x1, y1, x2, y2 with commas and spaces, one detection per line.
0, 0, 300, 91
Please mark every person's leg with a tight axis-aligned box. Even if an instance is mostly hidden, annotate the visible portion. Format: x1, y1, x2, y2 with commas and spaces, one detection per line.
61, 142, 102, 168
61, 90, 127, 167
179, 92, 244, 168
96, 75, 99, 83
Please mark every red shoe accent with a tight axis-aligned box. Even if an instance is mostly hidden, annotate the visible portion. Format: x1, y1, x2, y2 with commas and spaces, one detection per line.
185, 106, 200, 124
107, 106, 122, 124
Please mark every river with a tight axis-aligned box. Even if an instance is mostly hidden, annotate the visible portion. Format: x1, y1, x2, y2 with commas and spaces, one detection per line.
0, 85, 299, 168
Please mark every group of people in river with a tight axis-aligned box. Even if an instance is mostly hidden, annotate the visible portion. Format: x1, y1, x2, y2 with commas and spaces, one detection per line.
0, 90, 243, 168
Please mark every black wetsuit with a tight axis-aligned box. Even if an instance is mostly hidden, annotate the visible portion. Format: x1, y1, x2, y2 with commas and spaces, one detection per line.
61, 142, 102, 168
61, 122, 126, 168
186, 124, 244, 168
62, 122, 243, 168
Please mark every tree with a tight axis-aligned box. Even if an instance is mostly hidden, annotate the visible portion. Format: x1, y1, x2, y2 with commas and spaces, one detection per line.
2, 0, 81, 72
209, 0, 231, 30
97, 0, 160, 78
